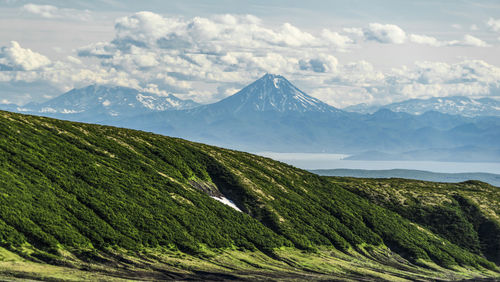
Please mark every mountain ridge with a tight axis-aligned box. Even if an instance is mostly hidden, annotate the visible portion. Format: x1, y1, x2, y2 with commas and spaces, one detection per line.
109, 75, 500, 160
1, 84, 200, 122
345, 96, 500, 117
2, 75, 500, 161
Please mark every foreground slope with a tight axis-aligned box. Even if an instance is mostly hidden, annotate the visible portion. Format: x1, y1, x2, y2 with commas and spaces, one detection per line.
329, 177, 500, 265
0, 110, 498, 281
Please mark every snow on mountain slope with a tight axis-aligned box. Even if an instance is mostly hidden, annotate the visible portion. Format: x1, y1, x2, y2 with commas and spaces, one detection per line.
16, 85, 200, 118
208, 73, 341, 114
344, 96, 500, 117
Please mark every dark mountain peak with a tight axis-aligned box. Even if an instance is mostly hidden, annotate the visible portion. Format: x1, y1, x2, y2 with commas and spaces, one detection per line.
261, 73, 281, 79
211, 73, 340, 114
75, 84, 136, 94
260, 73, 285, 85
255, 73, 293, 90
372, 108, 411, 119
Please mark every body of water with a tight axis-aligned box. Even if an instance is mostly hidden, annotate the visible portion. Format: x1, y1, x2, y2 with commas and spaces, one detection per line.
255, 152, 500, 174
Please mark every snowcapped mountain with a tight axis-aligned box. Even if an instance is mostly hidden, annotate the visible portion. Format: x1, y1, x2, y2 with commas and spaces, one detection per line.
117, 73, 349, 151
3, 74, 500, 161
115, 74, 500, 159
344, 96, 500, 117
13, 85, 199, 121
204, 73, 340, 114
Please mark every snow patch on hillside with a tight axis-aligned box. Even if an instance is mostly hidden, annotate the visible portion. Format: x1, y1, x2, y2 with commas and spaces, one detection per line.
211, 196, 242, 212
273, 77, 280, 88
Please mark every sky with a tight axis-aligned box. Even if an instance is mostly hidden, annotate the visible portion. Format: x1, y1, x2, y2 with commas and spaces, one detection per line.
0, 0, 500, 107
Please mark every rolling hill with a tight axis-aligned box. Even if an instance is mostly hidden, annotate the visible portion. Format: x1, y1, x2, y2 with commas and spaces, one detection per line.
0, 110, 499, 280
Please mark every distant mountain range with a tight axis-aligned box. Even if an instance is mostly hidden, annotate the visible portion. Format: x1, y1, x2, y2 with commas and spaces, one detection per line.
344, 96, 500, 117
115, 74, 500, 161
1, 74, 500, 162
3, 85, 199, 123
117, 74, 358, 151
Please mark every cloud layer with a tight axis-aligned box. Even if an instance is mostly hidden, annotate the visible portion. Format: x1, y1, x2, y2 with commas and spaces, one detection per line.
21, 3, 91, 21
0, 41, 51, 71
487, 18, 500, 32
364, 23, 406, 44
0, 10, 498, 107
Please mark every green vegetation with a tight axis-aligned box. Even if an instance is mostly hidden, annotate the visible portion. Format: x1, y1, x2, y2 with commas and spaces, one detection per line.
330, 177, 500, 265
0, 110, 498, 280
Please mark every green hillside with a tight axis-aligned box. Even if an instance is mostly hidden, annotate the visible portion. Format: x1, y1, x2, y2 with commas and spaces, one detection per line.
0, 110, 498, 281
330, 177, 500, 265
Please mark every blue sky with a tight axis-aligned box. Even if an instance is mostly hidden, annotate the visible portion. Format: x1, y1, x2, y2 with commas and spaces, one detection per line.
0, 0, 499, 107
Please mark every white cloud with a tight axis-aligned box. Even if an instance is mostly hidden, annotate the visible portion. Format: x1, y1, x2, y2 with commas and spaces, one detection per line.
277, 23, 316, 46
78, 42, 114, 58
1, 12, 499, 107
410, 34, 490, 48
21, 3, 91, 21
363, 23, 406, 44
455, 34, 490, 47
73, 12, 359, 101
487, 18, 500, 32
386, 60, 500, 100
299, 55, 339, 73
335, 60, 384, 85
66, 56, 82, 65
342, 27, 363, 37
22, 4, 58, 18
321, 29, 353, 50
409, 34, 444, 47
312, 59, 500, 107
0, 41, 51, 71
114, 11, 171, 47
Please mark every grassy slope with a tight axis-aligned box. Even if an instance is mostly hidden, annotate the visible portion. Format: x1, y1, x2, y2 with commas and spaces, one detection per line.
0, 110, 498, 281
312, 168, 500, 187
329, 177, 500, 265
